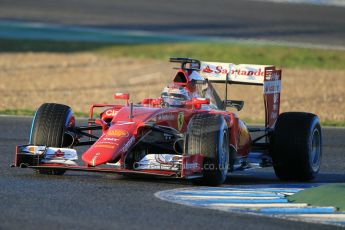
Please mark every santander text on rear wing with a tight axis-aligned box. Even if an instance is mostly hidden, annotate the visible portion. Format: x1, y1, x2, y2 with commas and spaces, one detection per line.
200, 61, 271, 85
199, 61, 282, 128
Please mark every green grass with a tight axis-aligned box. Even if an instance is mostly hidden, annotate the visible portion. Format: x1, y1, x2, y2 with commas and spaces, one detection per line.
0, 39, 108, 53
98, 43, 345, 69
1, 38, 344, 125
321, 120, 345, 127
1, 39, 345, 69
1, 109, 344, 126
288, 184, 345, 212
0, 109, 35, 116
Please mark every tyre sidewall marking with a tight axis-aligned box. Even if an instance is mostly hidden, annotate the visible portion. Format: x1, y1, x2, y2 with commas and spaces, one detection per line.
217, 120, 229, 181
308, 117, 322, 174
29, 109, 39, 143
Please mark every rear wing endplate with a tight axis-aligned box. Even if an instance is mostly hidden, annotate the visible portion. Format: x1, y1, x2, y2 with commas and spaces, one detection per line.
263, 67, 281, 128
199, 61, 282, 128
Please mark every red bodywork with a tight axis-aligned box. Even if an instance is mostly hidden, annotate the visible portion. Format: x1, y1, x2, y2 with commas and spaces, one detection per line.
14, 58, 281, 180
74, 100, 249, 178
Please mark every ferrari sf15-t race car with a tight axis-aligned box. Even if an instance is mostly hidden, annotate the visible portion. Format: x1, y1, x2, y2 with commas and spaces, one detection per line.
13, 58, 322, 186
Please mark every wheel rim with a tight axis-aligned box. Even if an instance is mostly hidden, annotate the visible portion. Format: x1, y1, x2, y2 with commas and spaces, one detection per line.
310, 128, 321, 172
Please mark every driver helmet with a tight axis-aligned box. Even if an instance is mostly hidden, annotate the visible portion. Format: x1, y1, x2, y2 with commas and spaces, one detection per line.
161, 83, 190, 107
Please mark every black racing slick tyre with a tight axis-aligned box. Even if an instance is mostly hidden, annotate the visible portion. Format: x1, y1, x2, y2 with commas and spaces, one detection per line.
270, 112, 322, 181
186, 114, 230, 186
30, 103, 75, 175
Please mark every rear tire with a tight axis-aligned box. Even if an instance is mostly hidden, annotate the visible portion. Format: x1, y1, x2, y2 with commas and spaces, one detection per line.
30, 103, 75, 175
270, 112, 322, 181
186, 114, 229, 186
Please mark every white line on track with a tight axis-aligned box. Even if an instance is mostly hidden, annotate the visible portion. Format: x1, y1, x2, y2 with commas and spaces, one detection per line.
251, 0, 345, 7
209, 203, 309, 208
285, 214, 345, 219
177, 195, 283, 200
155, 185, 345, 227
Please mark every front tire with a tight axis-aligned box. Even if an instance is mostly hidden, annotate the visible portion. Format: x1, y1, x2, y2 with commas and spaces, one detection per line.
186, 114, 230, 186
30, 103, 75, 175
270, 112, 322, 181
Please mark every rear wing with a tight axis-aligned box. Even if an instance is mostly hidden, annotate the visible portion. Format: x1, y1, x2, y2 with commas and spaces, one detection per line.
199, 61, 281, 128
169, 58, 282, 128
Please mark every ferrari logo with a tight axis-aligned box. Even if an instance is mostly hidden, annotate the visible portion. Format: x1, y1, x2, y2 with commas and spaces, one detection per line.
177, 112, 184, 131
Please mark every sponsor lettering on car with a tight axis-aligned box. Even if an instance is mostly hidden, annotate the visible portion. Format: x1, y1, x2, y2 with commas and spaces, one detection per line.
107, 129, 129, 137
201, 65, 265, 77
121, 136, 135, 153
184, 162, 200, 170
105, 109, 118, 117
156, 113, 175, 121
95, 144, 115, 149
103, 137, 119, 142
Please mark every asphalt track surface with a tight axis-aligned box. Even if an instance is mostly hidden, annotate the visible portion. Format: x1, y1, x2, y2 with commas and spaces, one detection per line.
0, 0, 344, 47
1, 116, 344, 229
0, 1, 344, 229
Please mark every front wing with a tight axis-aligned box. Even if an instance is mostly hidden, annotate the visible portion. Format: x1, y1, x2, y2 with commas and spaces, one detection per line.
13, 145, 204, 179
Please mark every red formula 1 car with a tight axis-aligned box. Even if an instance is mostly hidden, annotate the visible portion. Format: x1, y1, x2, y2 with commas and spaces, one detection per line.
13, 58, 322, 186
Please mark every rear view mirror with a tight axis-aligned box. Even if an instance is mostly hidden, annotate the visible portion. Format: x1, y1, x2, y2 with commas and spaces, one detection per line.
114, 93, 130, 106
114, 93, 130, 100
186, 98, 210, 109
192, 98, 210, 105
